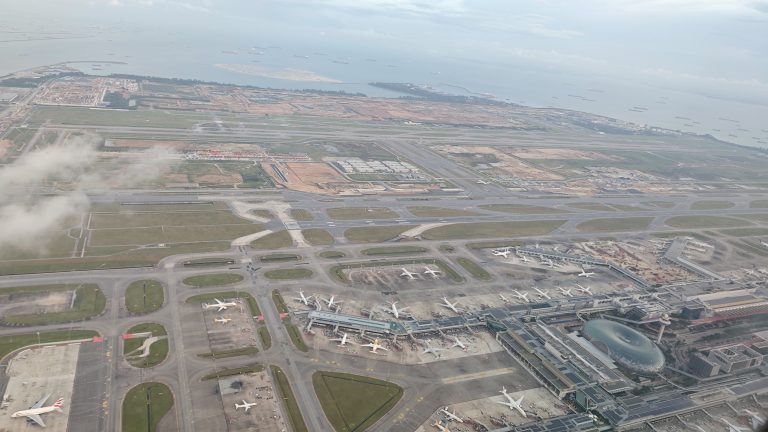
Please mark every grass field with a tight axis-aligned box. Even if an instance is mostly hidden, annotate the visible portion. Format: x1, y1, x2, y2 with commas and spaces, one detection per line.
290, 209, 314, 221
124, 323, 168, 368
264, 268, 313, 280
2, 284, 106, 326
719, 227, 768, 237
32, 105, 207, 128
0, 330, 98, 361
566, 202, 617, 212
313, 371, 403, 432
319, 251, 346, 259
258, 326, 272, 350
122, 382, 174, 432
271, 366, 308, 432
479, 204, 567, 214
183, 258, 236, 267
360, 246, 428, 256
611, 204, 649, 211
467, 240, 523, 249
302, 229, 334, 246
344, 226, 416, 243
690, 200, 735, 210
406, 206, 479, 217
201, 364, 264, 381
750, 200, 768, 209
421, 220, 564, 240
271, 290, 289, 314
186, 291, 261, 317
455, 257, 492, 280
182, 273, 243, 287
197, 346, 259, 359
285, 323, 308, 352
740, 213, 768, 223
125, 280, 164, 315
665, 215, 750, 229
260, 253, 301, 262
326, 207, 399, 220
575, 217, 654, 232
330, 258, 463, 283
644, 201, 676, 208
250, 230, 294, 249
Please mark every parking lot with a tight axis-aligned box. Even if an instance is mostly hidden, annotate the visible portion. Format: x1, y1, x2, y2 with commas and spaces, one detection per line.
219, 370, 287, 432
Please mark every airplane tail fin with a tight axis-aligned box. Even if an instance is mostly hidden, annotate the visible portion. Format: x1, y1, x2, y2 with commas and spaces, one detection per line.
53, 398, 64, 411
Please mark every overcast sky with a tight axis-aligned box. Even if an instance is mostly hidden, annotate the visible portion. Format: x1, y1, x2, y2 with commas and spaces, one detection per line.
4, 0, 768, 106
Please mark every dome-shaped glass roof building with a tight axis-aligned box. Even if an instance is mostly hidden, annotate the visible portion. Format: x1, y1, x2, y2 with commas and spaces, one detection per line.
582, 319, 665, 373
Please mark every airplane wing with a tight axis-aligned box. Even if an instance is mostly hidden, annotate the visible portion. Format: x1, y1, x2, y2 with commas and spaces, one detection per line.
26, 414, 46, 427
31, 394, 51, 409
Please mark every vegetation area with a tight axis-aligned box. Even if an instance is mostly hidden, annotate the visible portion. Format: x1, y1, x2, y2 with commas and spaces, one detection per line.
330, 258, 463, 283
197, 346, 259, 359
290, 208, 314, 221
643, 201, 676, 208
260, 253, 301, 262
720, 227, 768, 237
302, 229, 335, 246
575, 217, 654, 232
406, 206, 478, 217
1, 284, 106, 326
264, 268, 313, 280
0, 330, 98, 360
121, 382, 174, 432
455, 257, 492, 280
125, 280, 164, 315
186, 291, 261, 317
271, 290, 289, 314
421, 220, 565, 240
31, 105, 207, 128
344, 226, 415, 243
201, 363, 264, 381
285, 323, 309, 352
479, 204, 567, 214
690, 200, 735, 210
750, 200, 768, 209
250, 230, 294, 249
182, 258, 235, 267
182, 273, 243, 287
360, 246, 428, 256
665, 215, 750, 229
319, 250, 346, 259
271, 366, 309, 432
313, 371, 403, 432
124, 323, 168, 368
467, 240, 523, 250
258, 326, 272, 350
326, 207, 399, 220
566, 202, 617, 212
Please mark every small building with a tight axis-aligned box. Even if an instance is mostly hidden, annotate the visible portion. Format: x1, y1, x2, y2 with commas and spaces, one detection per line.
707, 344, 763, 373
688, 353, 720, 377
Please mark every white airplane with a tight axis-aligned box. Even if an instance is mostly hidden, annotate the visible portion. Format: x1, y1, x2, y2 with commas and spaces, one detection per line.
534, 287, 551, 300
558, 287, 574, 297
519, 254, 529, 263
512, 290, 530, 303
11, 395, 64, 427
323, 295, 343, 309
204, 298, 237, 312
441, 407, 464, 423
721, 418, 749, 432
424, 266, 441, 278
476, 179, 489, 185
214, 317, 232, 324
578, 267, 595, 278
235, 400, 256, 412
576, 284, 592, 295
498, 293, 511, 303
496, 387, 526, 418
387, 302, 408, 319
400, 268, 417, 280
433, 420, 451, 432
422, 342, 444, 358
543, 258, 555, 267
450, 336, 467, 350
330, 333, 349, 346
438, 297, 460, 313
293, 290, 313, 305
744, 268, 758, 276
761, 241, 768, 249
742, 409, 765, 430
493, 249, 511, 258
360, 338, 388, 354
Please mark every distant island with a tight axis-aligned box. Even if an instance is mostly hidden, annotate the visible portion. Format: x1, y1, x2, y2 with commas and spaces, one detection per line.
215, 64, 342, 83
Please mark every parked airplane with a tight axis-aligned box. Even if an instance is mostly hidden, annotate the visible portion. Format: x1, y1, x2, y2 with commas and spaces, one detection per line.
512, 290, 530, 303
578, 267, 595, 278
558, 287, 574, 297
496, 387, 526, 417
204, 299, 237, 312
400, 268, 417, 280
438, 297, 460, 313
214, 317, 232, 324
518, 254, 529, 263
433, 420, 452, 432
450, 336, 467, 350
330, 333, 350, 346
422, 341, 444, 358
476, 179, 489, 185
499, 293, 511, 303
235, 400, 256, 412
293, 290, 313, 305
387, 302, 408, 319
761, 241, 768, 249
441, 407, 464, 423
534, 287, 551, 300
576, 284, 592, 295
323, 295, 343, 309
543, 258, 555, 267
493, 249, 511, 258
10, 395, 63, 427
361, 338, 388, 354
744, 268, 758, 276
742, 409, 765, 430
721, 418, 749, 432
424, 266, 442, 278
